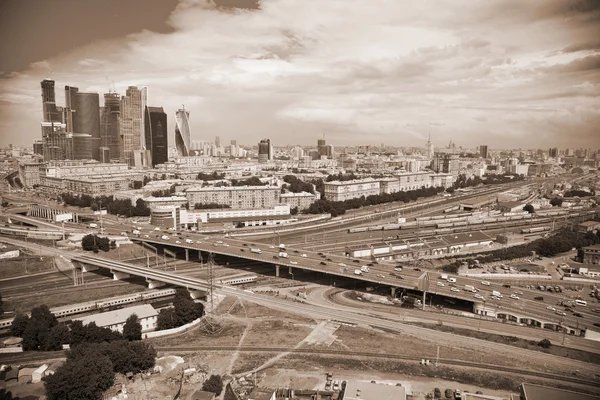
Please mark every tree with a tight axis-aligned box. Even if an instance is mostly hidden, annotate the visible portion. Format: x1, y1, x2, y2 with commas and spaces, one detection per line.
538, 338, 551, 349
81, 234, 99, 252
22, 305, 58, 351
123, 314, 142, 341
0, 292, 3, 317
550, 197, 563, 207
173, 289, 204, 326
44, 324, 70, 351
11, 314, 29, 337
45, 353, 114, 400
202, 374, 224, 396
156, 308, 176, 331
523, 204, 535, 213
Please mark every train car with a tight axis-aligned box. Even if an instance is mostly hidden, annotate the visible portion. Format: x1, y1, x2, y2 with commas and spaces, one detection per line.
219, 275, 258, 285
0, 319, 13, 329
368, 225, 383, 231
521, 226, 550, 234
348, 227, 369, 233
436, 221, 468, 229
382, 224, 401, 231
443, 206, 460, 213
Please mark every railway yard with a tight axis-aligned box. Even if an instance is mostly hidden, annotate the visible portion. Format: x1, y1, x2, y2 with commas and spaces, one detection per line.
1, 179, 600, 399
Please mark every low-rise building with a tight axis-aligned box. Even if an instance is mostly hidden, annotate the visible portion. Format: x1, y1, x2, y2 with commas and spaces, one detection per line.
76, 304, 158, 333
324, 178, 380, 201
579, 221, 600, 233
280, 191, 320, 211
519, 382, 600, 400
582, 244, 600, 265
343, 380, 406, 400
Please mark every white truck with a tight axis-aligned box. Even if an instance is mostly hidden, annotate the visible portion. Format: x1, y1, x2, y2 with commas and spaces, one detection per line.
278, 252, 289, 258
360, 265, 370, 273
279, 243, 286, 251
132, 229, 141, 236
492, 290, 503, 298
440, 274, 448, 280
88, 223, 98, 228
354, 269, 362, 275
464, 285, 476, 293
161, 235, 169, 240
250, 248, 262, 254
185, 239, 194, 244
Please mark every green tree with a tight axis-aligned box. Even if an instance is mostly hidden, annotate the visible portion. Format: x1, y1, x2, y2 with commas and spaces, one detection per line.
11, 313, 29, 337
202, 374, 224, 396
122, 314, 142, 341
156, 308, 176, 330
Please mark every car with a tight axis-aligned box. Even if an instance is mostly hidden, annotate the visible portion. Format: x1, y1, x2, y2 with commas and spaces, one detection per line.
547, 306, 556, 311
353, 259, 360, 263
175, 240, 181, 244
413, 267, 421, 271
510, 294, 520, 300
326, 258, 333, 262
366, 263, 374, 267
216, 240, 224, 244
320, 261, 327, 266
144, 235, 149, 238
377, 274, 385, 278
436, 282, 445, 287
502, 284, 511, 288
481, 281, 490, 286
555, 310, 566, 316
222, 243, 230, 247
451, 287, 460, 292
514, 290, 523, 295
269, 246, 275, 249
474, 294, 484, 300
240, 249, 245, 252
273, 255, 279, 259
394, 266, 403, 271
395, 275, 404, 280
318, 252, 324, 255
242, 243, 248, 246
301, 254, 307, 257
290, 261, 298, 265
333, 381, 339, 391
154, 227, 160, 231
338, 263, 347, 267
574, 312, 583, 318
594, 323, 600, 328
320, 255, 327, 259
293, 250, 299, 253
196, 240, 201, 244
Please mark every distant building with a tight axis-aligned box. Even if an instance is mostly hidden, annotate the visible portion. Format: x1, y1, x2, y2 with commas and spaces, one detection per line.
280, 191, 320, 211
76, 304, 158, 333
258, 139, 271, 163
72, 133, 93, 160
479, 144, 488, 159
579, 221, 600, 233
41, 122, 73, 161
120, 86, 145, 165
68, 88, 101, 161
324, 178, 380, 201
519, 382, 600, 400
100, 92, 121, 161
175, 107, 191, 157
145, 106, 168, 167
41, 79, 62, 123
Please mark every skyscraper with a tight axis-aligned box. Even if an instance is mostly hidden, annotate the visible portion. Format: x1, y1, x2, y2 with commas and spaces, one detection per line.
41, 80, 62, 122
175, 107, 191, 156
120, 86, 144, 165
258, 139, 270, 163
479, 145, 488, 159
425, 133, 434, 159
100, 92, 120, 161
145, 106, 168, 167
65, 89, 101, 161
549, 147, 558, 158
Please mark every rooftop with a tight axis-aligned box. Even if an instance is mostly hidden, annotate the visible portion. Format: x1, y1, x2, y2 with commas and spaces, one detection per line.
343, 380, 406, 400
441, 231, 493, 245
580, 221, 600, 227
521, 383, 600, 400
77, 304, 157, 328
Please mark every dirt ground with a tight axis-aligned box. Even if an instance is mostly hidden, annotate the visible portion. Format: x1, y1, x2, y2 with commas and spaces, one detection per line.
0, 255, 55, 278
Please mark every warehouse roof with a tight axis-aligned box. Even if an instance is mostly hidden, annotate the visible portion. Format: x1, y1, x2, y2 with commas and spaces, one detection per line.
521, 383, 600, 400
77, 304, 157, 328
343, 380, 406, 400
441, 231, 492, 245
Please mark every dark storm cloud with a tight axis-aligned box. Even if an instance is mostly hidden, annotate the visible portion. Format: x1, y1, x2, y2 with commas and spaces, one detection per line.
562, 41, 600, 53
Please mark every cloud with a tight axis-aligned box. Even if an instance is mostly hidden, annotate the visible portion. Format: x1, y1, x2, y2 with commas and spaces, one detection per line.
0, 0, 598, 149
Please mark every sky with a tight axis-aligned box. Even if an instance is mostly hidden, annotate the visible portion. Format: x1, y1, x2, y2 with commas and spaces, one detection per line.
0, 0, 599, 149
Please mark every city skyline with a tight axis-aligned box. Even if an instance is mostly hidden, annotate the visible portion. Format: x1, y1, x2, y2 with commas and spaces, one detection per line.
0, 0, 599, 149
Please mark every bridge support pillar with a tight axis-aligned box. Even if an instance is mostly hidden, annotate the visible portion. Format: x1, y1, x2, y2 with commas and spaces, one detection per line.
113, 271, 130, 280
391, 287, 396, 297
147, 280, 165, 289
81, 265, 98, 272
289, 266, 293, 274
185, 248, 189, 261
275, 265, 280, 277
188, 289, 206, 300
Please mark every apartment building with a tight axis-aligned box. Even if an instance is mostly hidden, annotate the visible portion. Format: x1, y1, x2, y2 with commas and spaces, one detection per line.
324, 178, 380, 201
280, 191, 321, 211
185, 185, 281, 209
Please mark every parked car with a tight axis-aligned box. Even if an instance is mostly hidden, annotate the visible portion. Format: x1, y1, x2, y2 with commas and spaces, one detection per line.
320, 261, 327, 266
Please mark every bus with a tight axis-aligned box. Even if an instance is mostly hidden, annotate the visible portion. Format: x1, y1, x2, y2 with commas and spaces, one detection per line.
575, 299, 587, 307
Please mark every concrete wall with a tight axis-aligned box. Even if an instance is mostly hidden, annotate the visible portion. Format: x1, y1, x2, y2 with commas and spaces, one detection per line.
143, 317, 203, 338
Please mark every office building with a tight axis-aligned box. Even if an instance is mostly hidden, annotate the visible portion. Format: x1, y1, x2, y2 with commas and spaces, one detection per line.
40, 80, 62, 123
480, 145, 488, 159
99, 147, 111, 163
175, 107, 191, 157
117, 86, 145, 165
33, 140, 43, 155
64, 88, 101, 161
72, 133, 93, 160
185, 185, 281, 209
144, 106, 168, 167
317, 138, 327, 159
258, 139, 271, 163
41, 122, 73, 161
549, 147, 558, 158
215, 136, 221, 148
100, 92, 121, 161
